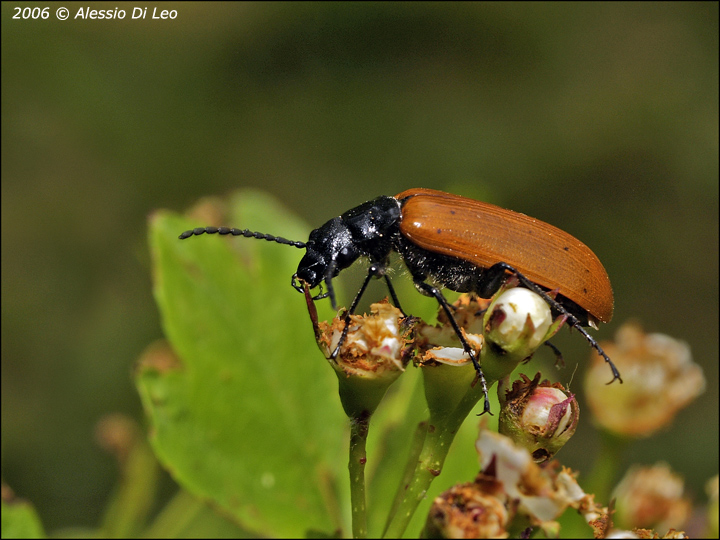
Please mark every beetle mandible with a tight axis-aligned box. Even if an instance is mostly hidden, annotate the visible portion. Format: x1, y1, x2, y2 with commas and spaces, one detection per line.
180, 188, 622, 415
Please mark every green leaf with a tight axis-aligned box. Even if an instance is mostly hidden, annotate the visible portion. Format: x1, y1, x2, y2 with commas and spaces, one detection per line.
139, 191, 348, 538
1, 493, 45, 539
144, 489, 257, 538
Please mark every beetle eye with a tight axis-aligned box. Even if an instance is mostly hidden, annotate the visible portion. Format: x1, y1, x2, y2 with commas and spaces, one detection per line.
296, 252, 325, 287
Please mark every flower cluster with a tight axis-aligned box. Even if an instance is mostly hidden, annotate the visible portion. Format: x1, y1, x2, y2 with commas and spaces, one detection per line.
426, 430, 610, 538
302, 280, 709, 538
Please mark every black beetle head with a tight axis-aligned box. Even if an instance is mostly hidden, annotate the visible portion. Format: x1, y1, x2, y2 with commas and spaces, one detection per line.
294, 197, 400, 308
295, 217, 361, 289
295, 249, 325, 288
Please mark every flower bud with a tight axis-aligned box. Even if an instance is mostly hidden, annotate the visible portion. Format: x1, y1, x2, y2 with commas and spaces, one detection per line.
415, 287, 559, 418
484, 287, 554, 360
584, 322, 705, 437
498, 373, 579, 463
95, 413, 140, 466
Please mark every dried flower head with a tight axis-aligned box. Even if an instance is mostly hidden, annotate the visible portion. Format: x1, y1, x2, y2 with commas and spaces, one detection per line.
612, 463, 691, 532
425, 481, 510, 539
584, 322, 705, 437
475, 430, 609, 536
413, 295, 487, 419
416, 294, 488, 366
316, 300, 410, 376
309, 295, 413, 418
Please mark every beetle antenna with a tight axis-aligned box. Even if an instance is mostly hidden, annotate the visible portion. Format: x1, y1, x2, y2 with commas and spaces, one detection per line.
179, 227, 306, 248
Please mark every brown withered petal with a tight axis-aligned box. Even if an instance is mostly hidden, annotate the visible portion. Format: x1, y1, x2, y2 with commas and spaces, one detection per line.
476, 431, 610, 534
315, 301, 411, 376
425, 482, 510, 539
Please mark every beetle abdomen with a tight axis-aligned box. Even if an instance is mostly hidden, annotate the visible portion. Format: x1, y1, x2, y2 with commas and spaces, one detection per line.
396, 188, 614, 323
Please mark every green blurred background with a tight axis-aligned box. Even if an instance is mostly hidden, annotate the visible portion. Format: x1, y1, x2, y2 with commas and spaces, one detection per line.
2, 1, 717, 533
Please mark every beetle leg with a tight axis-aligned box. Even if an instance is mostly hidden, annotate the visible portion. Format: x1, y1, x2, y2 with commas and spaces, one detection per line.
383, 275, 407, 317
293, 274, 328, 301
323, 262, 339, 310
544, 341, 565, 369
486, 262, 623, 385
414, 280, 492, 416
291, 273, 304, 294
329, 265, 382, 361
474, 263, 510, 298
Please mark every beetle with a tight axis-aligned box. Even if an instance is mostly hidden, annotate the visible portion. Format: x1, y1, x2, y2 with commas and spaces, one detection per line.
180, 188, 621, 414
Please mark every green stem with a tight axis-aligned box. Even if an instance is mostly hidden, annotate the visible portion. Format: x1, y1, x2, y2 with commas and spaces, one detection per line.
382, 420, 429, 536
100, 430, 159, 538
585, 429, 628, 504
142, 489, 204, 538
383, 378, 487, 538
349, 412, 371, 539
382, 341, 526, 538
